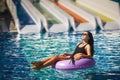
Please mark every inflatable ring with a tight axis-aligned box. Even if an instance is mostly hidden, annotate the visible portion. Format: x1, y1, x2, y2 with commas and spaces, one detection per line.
52, 58, 95, 70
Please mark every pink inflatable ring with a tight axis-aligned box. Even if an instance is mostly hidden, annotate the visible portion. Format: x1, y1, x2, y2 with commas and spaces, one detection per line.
52, 58, 95, 70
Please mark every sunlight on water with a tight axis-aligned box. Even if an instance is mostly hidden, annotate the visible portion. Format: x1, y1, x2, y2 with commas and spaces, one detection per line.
0, 31, 120, 80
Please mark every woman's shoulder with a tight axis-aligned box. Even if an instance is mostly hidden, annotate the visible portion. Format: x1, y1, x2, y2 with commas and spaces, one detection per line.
85, 44, 91, 48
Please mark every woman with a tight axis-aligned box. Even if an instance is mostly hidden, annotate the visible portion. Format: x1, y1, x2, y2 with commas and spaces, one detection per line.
30, 31, 94, 70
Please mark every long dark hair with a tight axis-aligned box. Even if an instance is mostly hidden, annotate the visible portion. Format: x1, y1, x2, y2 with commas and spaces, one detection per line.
87, 31, 94, 56
70, 31, 94, 64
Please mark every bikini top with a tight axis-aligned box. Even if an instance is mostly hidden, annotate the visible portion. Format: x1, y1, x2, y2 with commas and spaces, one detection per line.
70, 43, 88, 64
73, 43, 87, 55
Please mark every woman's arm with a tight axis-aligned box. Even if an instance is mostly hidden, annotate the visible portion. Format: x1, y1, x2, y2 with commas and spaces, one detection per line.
82, 44, 92, 58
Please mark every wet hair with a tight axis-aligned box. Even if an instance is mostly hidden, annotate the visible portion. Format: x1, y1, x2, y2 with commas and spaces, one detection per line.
70, 31, 94, 64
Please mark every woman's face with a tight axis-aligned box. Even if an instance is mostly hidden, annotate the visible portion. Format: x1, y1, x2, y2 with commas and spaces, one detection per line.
81, 32, 90, 41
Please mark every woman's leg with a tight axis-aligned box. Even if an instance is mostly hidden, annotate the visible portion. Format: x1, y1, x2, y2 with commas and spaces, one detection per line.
30, 55, 58, 70
38, 55, 58, 69
31, 58, 51, 66
30, 53, 71, 65
31, 54, 70, 70
31, 53, 71, 65
30, 55, 56, 68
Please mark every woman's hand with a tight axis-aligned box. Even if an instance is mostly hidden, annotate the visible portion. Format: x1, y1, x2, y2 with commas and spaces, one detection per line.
59, 53, 71, 59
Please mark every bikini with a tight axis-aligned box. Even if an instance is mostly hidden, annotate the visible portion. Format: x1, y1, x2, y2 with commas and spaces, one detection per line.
70, 43, 87, 64
73, 43, 87, 55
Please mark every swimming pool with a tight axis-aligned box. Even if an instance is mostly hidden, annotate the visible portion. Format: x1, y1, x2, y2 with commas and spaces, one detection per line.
0, 31, 120, 80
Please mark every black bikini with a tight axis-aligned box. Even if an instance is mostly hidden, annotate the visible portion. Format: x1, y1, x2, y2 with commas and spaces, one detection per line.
70, 43, 87, 64
73, 43, 87, 55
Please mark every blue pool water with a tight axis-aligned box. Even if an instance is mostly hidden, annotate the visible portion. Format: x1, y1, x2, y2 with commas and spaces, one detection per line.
0, 31, 120, 80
